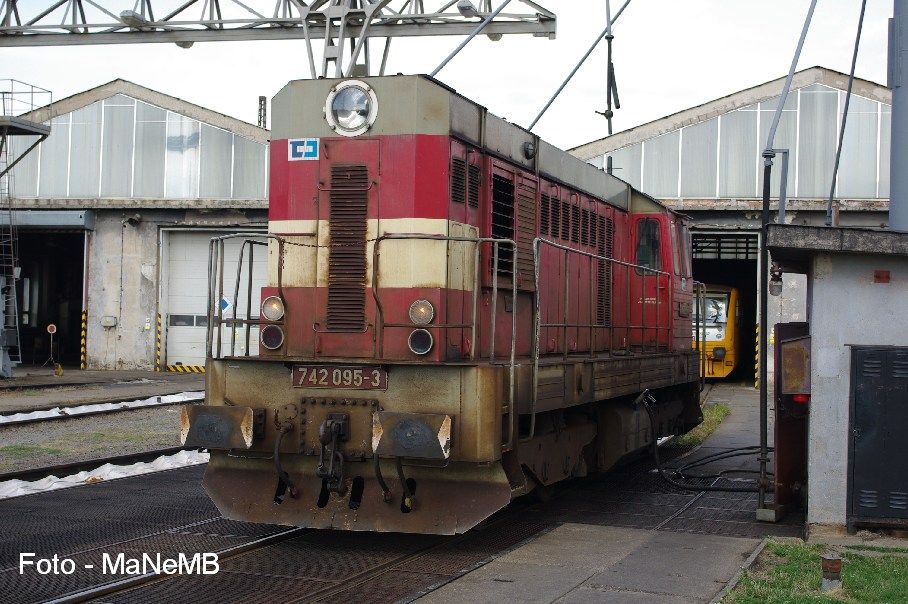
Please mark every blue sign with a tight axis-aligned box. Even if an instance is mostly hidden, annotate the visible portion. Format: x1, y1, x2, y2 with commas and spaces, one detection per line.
219, 297, 232, 312
288, 138, 319, 161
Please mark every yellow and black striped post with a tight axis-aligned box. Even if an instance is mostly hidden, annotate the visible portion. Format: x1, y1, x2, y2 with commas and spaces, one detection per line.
166, 364, 205, 373
754, 324, 760, 389
80, 310, 87, 370
155, 314, 162, 372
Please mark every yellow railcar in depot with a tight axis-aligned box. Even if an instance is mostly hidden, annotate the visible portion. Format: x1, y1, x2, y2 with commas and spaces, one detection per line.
692, 285, 740, 379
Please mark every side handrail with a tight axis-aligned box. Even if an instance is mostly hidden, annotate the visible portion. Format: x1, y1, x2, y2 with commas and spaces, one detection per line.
527, 237, 671, 441
371, 232, 519, 451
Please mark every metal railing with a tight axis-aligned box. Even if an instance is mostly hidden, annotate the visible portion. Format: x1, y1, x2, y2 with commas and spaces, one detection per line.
526, 237, 672, 440
0, 80, 51, 118
206, 233, 294, 359
371, 232, 519, 450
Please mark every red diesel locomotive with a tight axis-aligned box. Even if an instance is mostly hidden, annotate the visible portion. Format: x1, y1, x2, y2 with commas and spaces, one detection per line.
183, 75, 702, 534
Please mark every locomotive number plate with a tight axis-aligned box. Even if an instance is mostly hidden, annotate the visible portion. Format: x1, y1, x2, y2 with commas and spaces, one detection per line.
292, 365, 388, 391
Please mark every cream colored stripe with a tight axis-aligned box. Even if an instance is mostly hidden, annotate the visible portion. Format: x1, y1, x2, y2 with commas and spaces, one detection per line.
267, 218, 478, 290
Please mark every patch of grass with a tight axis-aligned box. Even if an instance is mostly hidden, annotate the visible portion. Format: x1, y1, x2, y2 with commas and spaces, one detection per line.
86, 431, 145, 444
0, 444, 65, 458
726, 539, 908, 603
674, 402, 730, 446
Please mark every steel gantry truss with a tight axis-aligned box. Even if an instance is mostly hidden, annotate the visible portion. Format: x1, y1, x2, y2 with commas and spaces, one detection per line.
0, 0, 556, 77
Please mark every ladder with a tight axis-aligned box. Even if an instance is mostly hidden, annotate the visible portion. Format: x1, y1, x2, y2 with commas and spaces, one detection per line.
0, 136, 21, 375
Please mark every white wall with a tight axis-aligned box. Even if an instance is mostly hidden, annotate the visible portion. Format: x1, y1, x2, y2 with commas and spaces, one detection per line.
807, 253, 908, 526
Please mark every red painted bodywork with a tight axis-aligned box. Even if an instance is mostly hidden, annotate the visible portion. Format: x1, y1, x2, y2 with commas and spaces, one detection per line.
262, 134, 692, 362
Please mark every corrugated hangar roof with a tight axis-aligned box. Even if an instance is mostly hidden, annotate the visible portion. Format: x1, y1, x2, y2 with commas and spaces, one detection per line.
570, 66, 889, 161
20, 78, 269, 144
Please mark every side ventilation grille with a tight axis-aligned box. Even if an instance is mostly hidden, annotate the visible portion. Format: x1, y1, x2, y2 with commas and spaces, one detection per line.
468, 164, 481, 208
597, 216, 615, 326
327, 164, 368, 331
491, 174, 515, 277
451, 158, 466, 204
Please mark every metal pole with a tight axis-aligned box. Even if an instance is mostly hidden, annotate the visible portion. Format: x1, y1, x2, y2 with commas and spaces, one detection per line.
826, 0, 868, 226
430, 0, 513, 77
757, 0, 817, 515
528, 0, 632, 130
891, 0, 908, 231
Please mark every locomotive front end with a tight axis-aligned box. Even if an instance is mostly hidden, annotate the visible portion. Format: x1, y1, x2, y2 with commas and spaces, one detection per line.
182, 76, 515, 535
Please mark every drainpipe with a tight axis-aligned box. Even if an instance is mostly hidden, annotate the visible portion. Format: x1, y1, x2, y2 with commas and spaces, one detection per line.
891, 0, 908, 231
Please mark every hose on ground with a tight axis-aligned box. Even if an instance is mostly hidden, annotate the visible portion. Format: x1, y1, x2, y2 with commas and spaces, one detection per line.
640, 390, 765, 493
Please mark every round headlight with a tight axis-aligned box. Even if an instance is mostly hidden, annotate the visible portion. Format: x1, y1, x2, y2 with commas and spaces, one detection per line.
324, 80, 378, 137
408, 299, 435, 325
712, 347, 726, 361
408, 329, 433, 355
261, 296, 285, 322
260, 325, 285, 350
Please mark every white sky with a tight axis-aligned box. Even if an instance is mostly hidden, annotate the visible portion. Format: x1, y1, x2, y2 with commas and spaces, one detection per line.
2, 0, 892, 150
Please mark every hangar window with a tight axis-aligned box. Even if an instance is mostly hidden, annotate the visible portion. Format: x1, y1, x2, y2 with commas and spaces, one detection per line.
635, 218, 661, 273
491, 173, 515, 277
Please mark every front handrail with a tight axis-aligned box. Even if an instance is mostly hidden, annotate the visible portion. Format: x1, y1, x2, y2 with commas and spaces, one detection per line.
371, 232, 519, 451
206, 232, 300, 359
527, 237, 672, 441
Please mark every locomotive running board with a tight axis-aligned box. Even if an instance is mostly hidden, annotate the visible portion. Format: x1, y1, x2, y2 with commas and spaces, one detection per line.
203, 454, 512, 535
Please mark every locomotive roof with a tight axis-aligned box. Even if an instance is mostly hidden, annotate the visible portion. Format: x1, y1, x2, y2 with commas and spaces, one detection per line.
272, 74, 632, 211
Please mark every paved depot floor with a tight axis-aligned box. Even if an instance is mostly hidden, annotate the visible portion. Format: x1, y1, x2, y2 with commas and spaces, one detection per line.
421, 383, 793, 603
1, 382, 802, 603
0, 369, 202, 413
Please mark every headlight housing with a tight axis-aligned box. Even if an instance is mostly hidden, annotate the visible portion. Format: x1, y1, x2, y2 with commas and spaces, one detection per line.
260, 324, 285, 350
261, 296, 285, 322
408, 329, 433, 355
408, 299, 435, 325
324, 80, 378, 137
712, 347, 726, 361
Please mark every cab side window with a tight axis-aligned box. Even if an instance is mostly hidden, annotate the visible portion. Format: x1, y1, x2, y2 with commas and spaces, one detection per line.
635, 218, 661, 272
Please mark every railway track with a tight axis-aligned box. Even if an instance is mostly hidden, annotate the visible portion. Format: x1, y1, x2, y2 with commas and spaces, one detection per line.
0, 392, 204, 427
0, 446, 200, 484
43, 496, 553, 604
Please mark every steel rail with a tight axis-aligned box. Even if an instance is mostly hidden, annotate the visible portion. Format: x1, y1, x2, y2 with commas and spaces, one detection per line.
45, 526, 307, 604
0, 445, 197, 484
0, 392, 203, 427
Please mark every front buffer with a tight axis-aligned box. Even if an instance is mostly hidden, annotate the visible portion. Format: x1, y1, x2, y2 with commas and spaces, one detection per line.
183, 359, 512, 535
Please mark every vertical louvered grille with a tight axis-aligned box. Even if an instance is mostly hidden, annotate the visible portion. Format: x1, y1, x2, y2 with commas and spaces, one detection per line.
540, 194, 551, 235
327, 164, 368, 331
581, 209, 590, 245
560, 201, 570, 240
551, 199, 561, 238
451, 158, 467, 204
515, 180, 537, 285
468, 164, 481, 208
491, 174, 515, 277
597, 216, 615, 326
571, 205, 581, 243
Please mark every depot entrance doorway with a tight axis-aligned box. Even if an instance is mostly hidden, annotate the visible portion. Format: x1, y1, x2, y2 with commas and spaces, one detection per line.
691, 231, 758, 382
16, 230, 86, 367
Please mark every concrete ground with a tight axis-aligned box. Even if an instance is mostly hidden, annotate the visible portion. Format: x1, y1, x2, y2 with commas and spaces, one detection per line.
420, 383, 794, 604
0, 368, 202, 413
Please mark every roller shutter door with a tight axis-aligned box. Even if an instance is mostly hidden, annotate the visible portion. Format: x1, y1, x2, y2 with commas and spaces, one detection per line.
164, 231, 267, 367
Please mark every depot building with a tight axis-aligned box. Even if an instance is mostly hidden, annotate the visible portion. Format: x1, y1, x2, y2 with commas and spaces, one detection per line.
571, 66, 891, 382
5, 80, 268, 371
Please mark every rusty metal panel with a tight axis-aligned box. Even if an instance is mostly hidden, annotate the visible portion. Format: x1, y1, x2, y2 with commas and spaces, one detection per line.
372, 411, 453, 460
779, 335, 811, 394
181, 405, 256, 450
